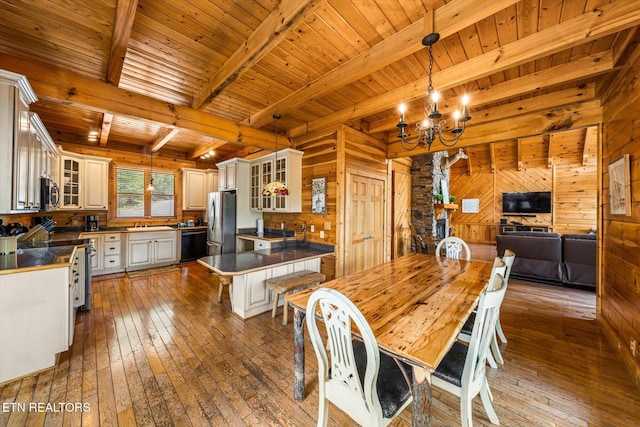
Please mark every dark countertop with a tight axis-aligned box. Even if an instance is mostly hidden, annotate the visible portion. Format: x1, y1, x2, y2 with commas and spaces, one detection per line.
197, 246, 334, 276
0, 245, 77, 274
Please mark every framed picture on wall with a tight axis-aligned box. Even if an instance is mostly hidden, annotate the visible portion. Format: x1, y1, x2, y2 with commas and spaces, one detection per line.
312, 177, 327, 214
608, 154, 631, 216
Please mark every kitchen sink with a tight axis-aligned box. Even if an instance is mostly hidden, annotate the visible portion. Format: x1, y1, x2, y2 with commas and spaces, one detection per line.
126, 226, 174, 232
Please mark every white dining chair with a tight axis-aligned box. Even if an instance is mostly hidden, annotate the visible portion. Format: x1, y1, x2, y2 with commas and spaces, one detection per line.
435, 236, 471, 261
432, 273, 507, 427
458, 257, 505, 368
495, 249, 515, 345
306, 288, 413, 427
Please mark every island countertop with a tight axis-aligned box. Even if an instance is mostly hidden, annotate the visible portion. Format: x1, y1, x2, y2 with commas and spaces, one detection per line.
197, 246, 334, 276
0, 245, 77, 275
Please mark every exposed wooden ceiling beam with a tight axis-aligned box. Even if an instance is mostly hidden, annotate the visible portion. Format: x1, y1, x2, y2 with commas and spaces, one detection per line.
291, 1, 640, 138
192, 0, 326, 109
0, 53, 288, 152
107, 0, 138, 86
368, 53, 608, 134
387, 100, 602, 158
245, 0, 519, 128
151, 128, 180, 152
99, 113, 113, 147
188, 139, 229, 160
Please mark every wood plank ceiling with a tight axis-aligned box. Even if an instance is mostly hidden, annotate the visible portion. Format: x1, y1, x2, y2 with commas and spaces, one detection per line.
0, 0, 638, 164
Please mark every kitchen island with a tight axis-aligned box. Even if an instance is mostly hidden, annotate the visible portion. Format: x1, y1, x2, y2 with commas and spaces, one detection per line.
198, 244, 333, 319
0, 245, 78, 384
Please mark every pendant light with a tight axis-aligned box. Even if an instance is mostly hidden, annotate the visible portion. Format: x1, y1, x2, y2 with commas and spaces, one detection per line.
147, 151, 155, 192
397, 32, 471, 151
262, 114, 289, 196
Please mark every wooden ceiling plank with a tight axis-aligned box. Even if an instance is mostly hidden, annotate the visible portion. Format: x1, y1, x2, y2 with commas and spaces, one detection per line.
245, 0, 520, 128
291, 1, 640, 138
367, 52, 609, 134
107, 0, 138, 85
0, 53, 287, 152
99, 113, 113, 147
192, 0, 327, 109
151, 128, 180, 152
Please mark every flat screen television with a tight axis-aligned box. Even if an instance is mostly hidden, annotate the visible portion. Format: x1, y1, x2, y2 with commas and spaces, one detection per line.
502, 191, 552, 214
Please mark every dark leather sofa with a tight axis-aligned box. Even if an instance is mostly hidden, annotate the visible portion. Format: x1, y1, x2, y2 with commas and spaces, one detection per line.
496, 231, 596, 289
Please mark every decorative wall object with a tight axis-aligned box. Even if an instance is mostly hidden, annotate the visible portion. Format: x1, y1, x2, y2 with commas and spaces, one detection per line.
312, 177, 327, 214
461, 198, 479, 213
608, 154, 631, 216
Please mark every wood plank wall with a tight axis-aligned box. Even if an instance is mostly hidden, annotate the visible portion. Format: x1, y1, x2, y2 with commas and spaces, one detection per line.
600, 38, 640, 386
448, 131, 597, 244
263, 129, 339, 280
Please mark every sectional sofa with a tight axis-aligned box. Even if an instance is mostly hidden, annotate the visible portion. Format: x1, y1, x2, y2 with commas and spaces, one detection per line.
496, 231, 596, 289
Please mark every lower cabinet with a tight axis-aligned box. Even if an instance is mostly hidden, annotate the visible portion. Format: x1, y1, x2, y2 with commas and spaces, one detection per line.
230, 258, 321, 319
126, 231, 177, 271
80, 232, 124, 275
0, 266, 70, 383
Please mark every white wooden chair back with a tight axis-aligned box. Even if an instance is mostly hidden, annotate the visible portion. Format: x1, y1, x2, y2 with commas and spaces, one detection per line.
306, 288, 384, 426
436, 236, 472, 261
487, 257, 507, 290
502, 249, 516, 282
466, 274, 507, 393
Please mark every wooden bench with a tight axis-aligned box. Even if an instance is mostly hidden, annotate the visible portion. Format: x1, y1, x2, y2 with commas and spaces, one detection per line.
266, 270, 325, 325
210, 274, 232, 303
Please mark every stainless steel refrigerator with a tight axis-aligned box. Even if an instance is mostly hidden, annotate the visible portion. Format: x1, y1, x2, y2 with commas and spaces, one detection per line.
207, 191, 237, 255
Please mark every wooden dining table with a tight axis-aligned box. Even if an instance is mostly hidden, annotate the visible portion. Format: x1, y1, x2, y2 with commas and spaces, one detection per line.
286, 253, 493, 426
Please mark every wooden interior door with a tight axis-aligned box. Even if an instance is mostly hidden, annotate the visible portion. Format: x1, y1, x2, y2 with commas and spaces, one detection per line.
392, 169, 411, 258
344, 173, 385, 275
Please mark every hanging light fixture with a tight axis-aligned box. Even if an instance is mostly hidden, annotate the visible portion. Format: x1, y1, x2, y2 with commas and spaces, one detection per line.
397, 32, 471, 152
262, 114, 289, 196
147, 151, 155, 192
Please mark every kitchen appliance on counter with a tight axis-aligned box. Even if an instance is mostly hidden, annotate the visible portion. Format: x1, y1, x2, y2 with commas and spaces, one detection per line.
85, 215, 99, 231
40, 177, 60, 211
207, 191, 236, 255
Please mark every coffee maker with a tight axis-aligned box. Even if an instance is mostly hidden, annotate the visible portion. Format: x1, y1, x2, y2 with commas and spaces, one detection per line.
85, 215, 99, 231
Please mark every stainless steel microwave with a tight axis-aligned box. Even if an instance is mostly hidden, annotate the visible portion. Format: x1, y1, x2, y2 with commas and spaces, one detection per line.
40, 177, 60, 211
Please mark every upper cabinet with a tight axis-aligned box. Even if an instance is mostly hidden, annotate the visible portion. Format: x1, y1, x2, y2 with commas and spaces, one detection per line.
58, 149, 110, 210
0, 70, 58, 213
182, 167, 218, 210
250, 149, 303, 213
217, 158, 242, 191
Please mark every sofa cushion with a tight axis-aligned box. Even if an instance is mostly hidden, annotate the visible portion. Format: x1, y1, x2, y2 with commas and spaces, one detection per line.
496, 232, 563, 282
562, 234, 596, 287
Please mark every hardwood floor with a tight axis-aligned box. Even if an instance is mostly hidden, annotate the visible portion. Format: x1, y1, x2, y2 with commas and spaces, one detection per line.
1, 256, 639, 426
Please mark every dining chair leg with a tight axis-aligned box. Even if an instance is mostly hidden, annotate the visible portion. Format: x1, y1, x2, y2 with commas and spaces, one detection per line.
496, 318, 507, 343
490, 331, 504, 366
480, 380, 500, 424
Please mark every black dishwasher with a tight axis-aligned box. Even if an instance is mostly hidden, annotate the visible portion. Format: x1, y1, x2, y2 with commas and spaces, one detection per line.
180, 228, 208, 262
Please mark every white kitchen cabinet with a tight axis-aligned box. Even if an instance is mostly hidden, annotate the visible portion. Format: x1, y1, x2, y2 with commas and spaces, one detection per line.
250, 149, 303, 212
0, 70, 51, 213
59, 150, 110, 210
182, 167, 207, 210
80, 232, 124, 275
230, 258, 321, 319
126, 230, 177, 271
83, 158, 109, 209
206, 169, 218, 195
217, 158, 243, 191
0, 266, 70, 383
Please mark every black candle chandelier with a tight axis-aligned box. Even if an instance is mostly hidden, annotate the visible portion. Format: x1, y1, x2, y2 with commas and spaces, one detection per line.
397, 33, 471, 151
